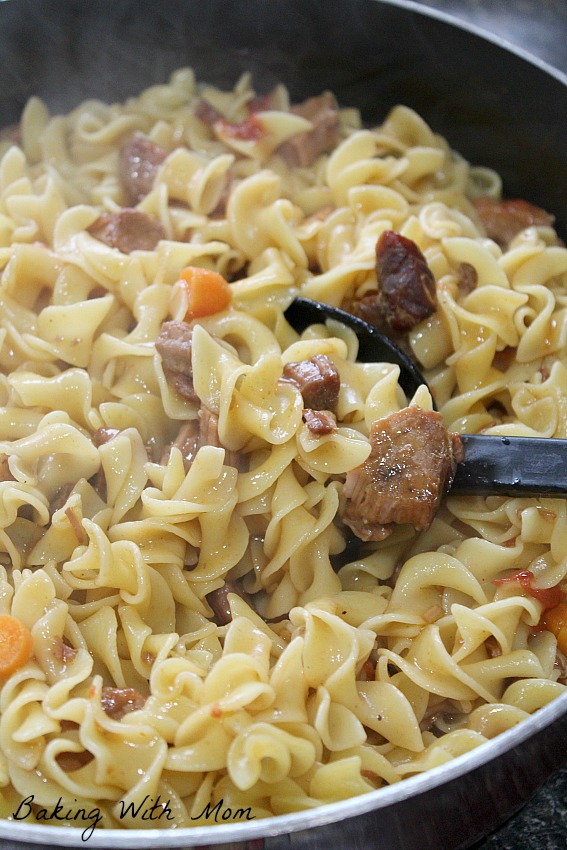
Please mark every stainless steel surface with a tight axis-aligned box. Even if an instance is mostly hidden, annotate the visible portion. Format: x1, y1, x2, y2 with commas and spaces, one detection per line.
0, 0, 566, 848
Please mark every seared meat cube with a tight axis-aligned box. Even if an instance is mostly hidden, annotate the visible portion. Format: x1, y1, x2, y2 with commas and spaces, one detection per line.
155, 320, 199, 404
0, 453, 14, 482
119, 133, 168, 205
472, 196, 555, 248
194, 99, 225, 126
92, 427, 120, 447
0, 122, 21, 145
100, 686, 146, 720
281, 353, 340, 414
277, 92, 340, 167
343, 406, 462, 542
457, 262, 478, 296
303, 408, 338, 435
376, 230, 436, 331
161, 408, 241, 471
206, 580, 254, 626
196, 406, 241, 469
87, 209, 165, 254
161, 420, 200, 467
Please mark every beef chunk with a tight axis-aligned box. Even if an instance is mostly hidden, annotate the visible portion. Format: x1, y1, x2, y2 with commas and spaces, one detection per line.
92, 427, 120, 447
56, 747, 94, 772
344, 288, 420, 364
206, 580, 254, 626
119, 133, 168, 205
277, 92, 340, 167
492, 346, 517, 373
161, 420, 199, 467
194, 99, 225, 126
100, 686, 146, 720
457, 262, 478, 296
373, 230, 437, 331
206, 578, 287, 626
473, 197, 555, 247
49, 483, 74, 514
52, 638, 78, 665
87, 209, 165, 254
347, 230, 437, 336
281, 353, 340, 414
155, 320, 199, 404
161, 408, 242, 470
0, 453, 14, 482
343, 407, 462, 542
303, 408, 338, 436
195, 406, 241, 469
0, 122, 21, 145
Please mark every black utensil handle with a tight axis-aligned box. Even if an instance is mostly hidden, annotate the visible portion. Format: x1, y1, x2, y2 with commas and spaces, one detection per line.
451, 434, 567, 497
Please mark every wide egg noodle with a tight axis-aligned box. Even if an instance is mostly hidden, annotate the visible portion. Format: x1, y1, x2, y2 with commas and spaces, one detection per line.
0, 67, 565, 830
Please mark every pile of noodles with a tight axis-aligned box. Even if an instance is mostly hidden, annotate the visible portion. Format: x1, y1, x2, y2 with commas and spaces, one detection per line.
0, 67, 565, 830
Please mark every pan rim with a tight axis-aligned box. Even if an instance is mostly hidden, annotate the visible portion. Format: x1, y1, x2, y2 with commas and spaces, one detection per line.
1, 689, 566, 846
373, 0, 567, 86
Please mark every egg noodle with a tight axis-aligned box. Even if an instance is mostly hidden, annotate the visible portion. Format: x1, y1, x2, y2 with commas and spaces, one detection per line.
0, 67, 566, 833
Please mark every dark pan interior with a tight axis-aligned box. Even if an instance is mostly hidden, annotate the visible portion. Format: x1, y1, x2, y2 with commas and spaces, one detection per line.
1, 0, 566, 235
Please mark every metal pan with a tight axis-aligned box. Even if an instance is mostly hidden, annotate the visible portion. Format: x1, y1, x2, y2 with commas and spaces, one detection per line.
1, 1, 567, 848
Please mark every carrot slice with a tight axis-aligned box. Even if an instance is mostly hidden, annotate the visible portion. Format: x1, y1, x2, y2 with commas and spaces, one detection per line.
0, 614, 33, 676
541, 602, 567, 655
179, 266, 232, 320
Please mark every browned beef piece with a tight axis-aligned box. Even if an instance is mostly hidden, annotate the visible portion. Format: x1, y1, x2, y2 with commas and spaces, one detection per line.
155, 320, 199, 404
49, 483, 75, 514
92, 427, 120, 447
345, 292, 416, 363
472, 197, 555, 247
246, 89, 278, 113
206, 580, 254, 626
119, 133, 168, 205
87, 209, 165, 254
0, 122, 21, 144
492, 346, 517, 373
52, 638, 78, 665
206, 579, 288, 626
457, 262, 478, 296
277, 92, 340, 167
281, 354, 340, 414
161, 420, 200, 467
55, 747, 94, 772
343, 407, 462, 542
372, 230, 437, 331
100, 686, 146, 720
196, 407, 241, 469
194, 98, 225, 126
303, 408, 338, 436
161, 409, 241, 470
199, 405, 221, 446
0, 453, 14, 482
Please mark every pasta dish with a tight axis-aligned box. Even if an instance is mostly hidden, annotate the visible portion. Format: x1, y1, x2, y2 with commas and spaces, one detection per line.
0, 67, 566, 834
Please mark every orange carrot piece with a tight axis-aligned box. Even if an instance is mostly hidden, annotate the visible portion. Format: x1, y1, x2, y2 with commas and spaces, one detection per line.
558, 628, 567, 657
542, 602, 567, 636
541, 603, 567, 655
0, 614, 33, 676
179, 266, 232, 320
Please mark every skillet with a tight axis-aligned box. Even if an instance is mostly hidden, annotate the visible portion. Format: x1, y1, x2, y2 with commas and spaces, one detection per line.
1, 1, 567, 848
